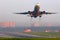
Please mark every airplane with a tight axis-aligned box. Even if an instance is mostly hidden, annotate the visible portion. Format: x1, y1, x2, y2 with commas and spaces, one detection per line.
15, 3, 56, 18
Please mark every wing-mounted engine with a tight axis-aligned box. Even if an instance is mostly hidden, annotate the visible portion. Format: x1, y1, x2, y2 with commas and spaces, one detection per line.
43, 11, 46, 14
42, 11, 56, 14
28, 11, 33, 17
28, 11, 31, 14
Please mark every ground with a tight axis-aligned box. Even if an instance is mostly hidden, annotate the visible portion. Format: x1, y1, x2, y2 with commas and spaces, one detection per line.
23, 32, 60, 38
0, 38, 60, 40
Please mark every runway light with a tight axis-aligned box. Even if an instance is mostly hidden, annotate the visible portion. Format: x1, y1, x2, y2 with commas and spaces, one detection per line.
45, 30, 50, 32
24, 28, 31, 32
54, 30, 59, 32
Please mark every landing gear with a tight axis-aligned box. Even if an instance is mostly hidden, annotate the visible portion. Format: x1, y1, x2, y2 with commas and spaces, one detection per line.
39, 16, 42, 17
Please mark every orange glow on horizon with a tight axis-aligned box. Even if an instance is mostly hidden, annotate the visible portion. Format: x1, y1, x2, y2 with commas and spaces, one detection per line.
34, 22, 40, 27
1, 22, 15, 27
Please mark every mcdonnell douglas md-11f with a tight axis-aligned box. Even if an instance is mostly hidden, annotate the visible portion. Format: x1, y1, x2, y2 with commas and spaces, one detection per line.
15, 3, 56, 18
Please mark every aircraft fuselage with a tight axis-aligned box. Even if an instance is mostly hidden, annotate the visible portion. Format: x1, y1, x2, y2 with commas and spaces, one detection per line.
32, 3, 41, 18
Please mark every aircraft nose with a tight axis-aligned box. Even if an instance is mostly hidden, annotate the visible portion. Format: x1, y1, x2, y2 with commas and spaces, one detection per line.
36, 3, 40, 9
36, 3, 40, 6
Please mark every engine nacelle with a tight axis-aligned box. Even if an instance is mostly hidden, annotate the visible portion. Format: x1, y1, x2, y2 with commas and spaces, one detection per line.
28, 11, 31, 14
43, 11, 45, 14
28, 11, 33, 17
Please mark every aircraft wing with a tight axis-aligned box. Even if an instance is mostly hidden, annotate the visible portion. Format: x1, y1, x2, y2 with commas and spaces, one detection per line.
45, 12, 56, 14
41, 11, 56, 14
16, 12, 28, 14
15, 11, 33, 15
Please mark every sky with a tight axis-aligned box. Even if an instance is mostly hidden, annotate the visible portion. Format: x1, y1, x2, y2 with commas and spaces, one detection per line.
0, 0, 60, 27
